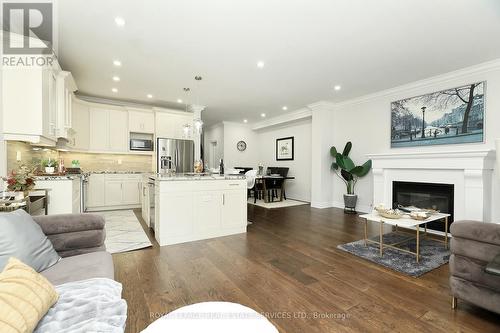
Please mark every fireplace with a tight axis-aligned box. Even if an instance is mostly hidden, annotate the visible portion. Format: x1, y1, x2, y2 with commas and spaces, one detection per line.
392, 181, 454, 232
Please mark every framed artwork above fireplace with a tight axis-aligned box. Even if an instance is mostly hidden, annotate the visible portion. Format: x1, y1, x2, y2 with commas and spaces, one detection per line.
391, 81, 485, 148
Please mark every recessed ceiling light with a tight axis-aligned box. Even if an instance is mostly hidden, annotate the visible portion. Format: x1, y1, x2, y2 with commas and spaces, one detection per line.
334, 85, 342, 91
112, 76, 120, 82
282, 106, 288, 111
147, 94, 153, 98
243, 119, 248, 123
177, 99, 183, 103
113, 60, 122, 67
260, 113, 266, 118
114, 17, 125, 27
111, 88, 118, 93
257, 61, 265, 68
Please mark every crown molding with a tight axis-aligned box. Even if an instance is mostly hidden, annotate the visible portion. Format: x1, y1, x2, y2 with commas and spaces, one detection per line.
252, 108, 312, 130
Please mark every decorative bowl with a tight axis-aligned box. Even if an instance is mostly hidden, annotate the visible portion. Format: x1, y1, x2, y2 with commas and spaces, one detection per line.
410, 212, 430, 221
378, 209, 403, 219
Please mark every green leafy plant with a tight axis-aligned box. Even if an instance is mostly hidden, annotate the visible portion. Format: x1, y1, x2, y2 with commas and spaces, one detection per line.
41, 158, 57, 168
330, 142, 372, 194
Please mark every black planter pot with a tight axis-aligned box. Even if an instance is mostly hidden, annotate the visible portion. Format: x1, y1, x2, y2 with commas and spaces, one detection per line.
343, 194, 358, 214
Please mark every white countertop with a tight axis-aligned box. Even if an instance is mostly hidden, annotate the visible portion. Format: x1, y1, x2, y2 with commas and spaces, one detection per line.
152, 173, 246, 181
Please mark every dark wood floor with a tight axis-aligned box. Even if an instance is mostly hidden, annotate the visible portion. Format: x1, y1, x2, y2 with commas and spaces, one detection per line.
113, 205, 500, 333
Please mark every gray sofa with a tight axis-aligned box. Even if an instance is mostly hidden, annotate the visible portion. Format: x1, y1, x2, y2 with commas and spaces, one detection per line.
450, 220, 500, 314
32, 213, 114, 285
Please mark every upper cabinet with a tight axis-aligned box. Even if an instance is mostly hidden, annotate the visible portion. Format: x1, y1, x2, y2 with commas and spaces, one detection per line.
2, 65, 59, 144
155, 110, 194, 140
89, 107, 128, 152
56, 71, 77, 139
68, 99, 90, 150
128, 109, 155, 134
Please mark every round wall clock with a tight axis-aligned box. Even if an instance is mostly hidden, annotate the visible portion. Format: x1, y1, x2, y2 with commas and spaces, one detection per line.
237, 140, 247, 151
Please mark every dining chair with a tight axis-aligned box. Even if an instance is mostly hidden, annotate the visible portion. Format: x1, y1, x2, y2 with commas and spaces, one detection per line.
266, 167, 290, 200
245, 170, 262, 203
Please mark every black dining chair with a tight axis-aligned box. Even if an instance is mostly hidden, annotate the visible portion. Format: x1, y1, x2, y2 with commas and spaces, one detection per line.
266, 167, 290, 200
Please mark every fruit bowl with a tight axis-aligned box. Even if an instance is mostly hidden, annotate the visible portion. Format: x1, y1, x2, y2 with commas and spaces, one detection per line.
378, 209, 403, 219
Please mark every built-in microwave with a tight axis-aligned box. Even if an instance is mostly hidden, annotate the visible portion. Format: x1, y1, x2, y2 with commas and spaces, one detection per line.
130, 138, 154, 151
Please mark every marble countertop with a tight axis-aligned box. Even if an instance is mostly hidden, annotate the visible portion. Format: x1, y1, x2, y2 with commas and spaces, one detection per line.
152, 173, 246, 181
89, 171, 149, 174
34, 175, 82, 181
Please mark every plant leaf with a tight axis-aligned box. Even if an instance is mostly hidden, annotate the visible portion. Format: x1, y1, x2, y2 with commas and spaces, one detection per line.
341, 169, 353, 181
342, 156, 355, 171
331, 162, 339, 170
350, 166, 364, 176
342, 142, 352, 156
357, 160, 372, 177
335, 154, 346, 169
330, 146, 338, 157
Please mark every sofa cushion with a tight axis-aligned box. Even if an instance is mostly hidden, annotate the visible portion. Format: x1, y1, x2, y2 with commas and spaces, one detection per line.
451, 220, 500, 246
450, 236, 500, 263
0, 258, 59, 333
41, 251, 114, 285
450, 254, 500, 292
450, 276, 500, 315
0, 210, 61, 272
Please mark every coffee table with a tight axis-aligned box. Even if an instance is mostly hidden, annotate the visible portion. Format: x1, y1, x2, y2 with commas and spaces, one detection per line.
359, 211, 451, 263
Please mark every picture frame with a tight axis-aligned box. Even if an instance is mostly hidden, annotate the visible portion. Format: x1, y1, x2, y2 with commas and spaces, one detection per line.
276, 136, 294, 161
390, 81, 485, 148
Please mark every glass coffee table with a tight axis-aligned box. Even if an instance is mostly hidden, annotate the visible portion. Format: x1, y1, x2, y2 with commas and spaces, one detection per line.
359, 211, 451, 263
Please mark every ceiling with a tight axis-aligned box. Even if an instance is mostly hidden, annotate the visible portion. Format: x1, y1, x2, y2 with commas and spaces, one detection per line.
58, 0, 500, 125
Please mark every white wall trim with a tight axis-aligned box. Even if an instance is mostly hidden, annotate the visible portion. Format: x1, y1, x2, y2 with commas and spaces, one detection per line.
311, 201, 333, 209
252, 108, 312, 130
332, 201, 371, 214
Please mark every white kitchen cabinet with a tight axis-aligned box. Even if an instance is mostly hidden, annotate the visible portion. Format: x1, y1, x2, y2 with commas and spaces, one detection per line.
129, 110, 155, 134
155, 111, 194, 139
56, 71, 77, 139
69, 100, 90, 150
105, 180, 123, 206
155, 178, 247, 246
222, 189, 247, 229
141, 180, 150, 225
89, 108, 128, 152
2, 66, 59, 144
34, 178, 81, 214
89, 108, 109, 151
109, 110, 128, 151
87, 174, 105, 208
122, 179, 141, 204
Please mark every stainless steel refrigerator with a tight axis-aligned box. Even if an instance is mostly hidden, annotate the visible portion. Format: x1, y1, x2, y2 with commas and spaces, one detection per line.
156, 138, 195, 173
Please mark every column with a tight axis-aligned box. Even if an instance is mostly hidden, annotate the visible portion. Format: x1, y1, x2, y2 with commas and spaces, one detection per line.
308, 101, 336, 208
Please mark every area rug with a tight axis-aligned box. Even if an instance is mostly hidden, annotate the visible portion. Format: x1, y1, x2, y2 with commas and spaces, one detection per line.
94, 210, 152, 254
337, 232, 450, 277
247, 198, 309, 209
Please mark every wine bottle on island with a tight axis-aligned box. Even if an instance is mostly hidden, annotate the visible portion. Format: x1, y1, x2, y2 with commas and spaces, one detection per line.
219, 159, 224, 175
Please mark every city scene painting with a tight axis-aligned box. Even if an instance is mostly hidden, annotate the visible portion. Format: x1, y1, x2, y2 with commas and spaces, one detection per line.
391, 82, 485, 147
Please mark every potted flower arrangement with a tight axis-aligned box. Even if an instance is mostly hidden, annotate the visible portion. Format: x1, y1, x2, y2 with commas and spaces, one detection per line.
2, 163, 37, 196
41, 158, 58, 174
330, 142, 372, 213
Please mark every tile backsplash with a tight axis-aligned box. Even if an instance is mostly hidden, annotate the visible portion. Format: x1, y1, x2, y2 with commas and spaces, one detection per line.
6, 141, 153, 173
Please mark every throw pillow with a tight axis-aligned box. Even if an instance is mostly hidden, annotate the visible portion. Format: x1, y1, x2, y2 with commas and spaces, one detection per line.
0, 210, 60, 272
0, 257, 59, 333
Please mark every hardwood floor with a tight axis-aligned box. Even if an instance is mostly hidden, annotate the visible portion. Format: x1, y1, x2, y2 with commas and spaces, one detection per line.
114, 205, 500, 332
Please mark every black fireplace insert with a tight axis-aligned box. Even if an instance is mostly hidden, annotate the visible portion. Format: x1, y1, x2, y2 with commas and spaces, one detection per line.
392, 181, 454, 232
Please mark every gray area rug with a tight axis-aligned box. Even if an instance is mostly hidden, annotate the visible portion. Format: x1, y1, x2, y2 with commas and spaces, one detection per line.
337, 232, 450, 277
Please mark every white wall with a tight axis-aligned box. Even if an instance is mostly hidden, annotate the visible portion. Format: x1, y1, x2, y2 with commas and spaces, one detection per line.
256, 118, 312, 202
329, 60, 500, 221
223, 122, 259, 170
203, 123, 224, 169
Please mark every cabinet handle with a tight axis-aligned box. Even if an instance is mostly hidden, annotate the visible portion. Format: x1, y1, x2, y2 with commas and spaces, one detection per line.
223, 193, 225, 205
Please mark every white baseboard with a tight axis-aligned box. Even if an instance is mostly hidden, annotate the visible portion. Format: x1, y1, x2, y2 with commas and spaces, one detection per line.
311, 201, 333, 209
332, 201, 371, 214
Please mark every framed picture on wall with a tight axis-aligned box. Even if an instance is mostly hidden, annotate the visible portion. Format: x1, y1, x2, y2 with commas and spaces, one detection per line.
276, 137, 294, 161
390, 81, 485, 148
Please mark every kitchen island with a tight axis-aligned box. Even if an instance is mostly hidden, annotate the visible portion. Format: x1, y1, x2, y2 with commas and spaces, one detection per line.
153, 174, 247, 246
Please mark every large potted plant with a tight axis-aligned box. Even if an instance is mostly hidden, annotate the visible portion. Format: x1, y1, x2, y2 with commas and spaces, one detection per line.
330, 142, 372, 213
2, 163, 37, 196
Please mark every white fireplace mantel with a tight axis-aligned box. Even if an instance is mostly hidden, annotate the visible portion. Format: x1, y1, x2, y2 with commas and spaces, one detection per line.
367, 149, 496, 222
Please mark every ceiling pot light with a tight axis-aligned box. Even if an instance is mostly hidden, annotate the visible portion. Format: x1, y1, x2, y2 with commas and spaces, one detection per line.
112, 76, 120, 82
282, 106, 288, 111
113, 60, 122, 66
111, 88, 118, 93
115, 17, 125, 26
243, 119, 248, 123
257, 61, 265, 68
147, 94, 153, 98
334, 85, 342, 91
260, 113, 266, 118
177, 99, 183, 103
